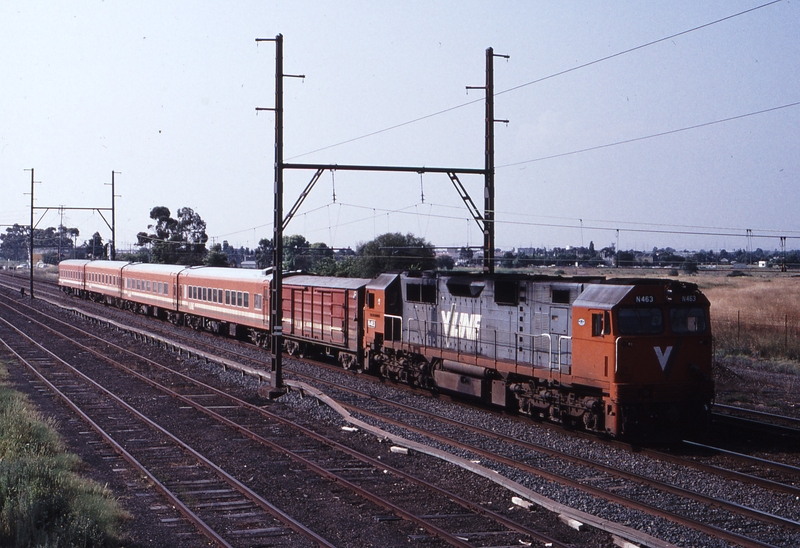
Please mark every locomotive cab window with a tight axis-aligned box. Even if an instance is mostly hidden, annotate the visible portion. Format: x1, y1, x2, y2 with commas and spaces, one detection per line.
670, 307, 707, 334
592, 311, 611, 336
618, 307, 663, 335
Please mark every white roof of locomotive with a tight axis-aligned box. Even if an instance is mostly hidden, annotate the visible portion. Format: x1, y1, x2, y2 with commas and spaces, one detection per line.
572, 284, 634, 310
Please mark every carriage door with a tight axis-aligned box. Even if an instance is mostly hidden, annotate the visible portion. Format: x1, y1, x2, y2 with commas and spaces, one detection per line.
549, 307, 571, 374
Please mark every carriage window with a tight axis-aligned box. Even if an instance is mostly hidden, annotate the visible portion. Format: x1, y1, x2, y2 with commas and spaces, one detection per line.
212, 289, 217, 303
237, 291, 243, 307
670, 307, 707, 334
164, 283, 169, 296
254, 294, 262, 310
225, 290, 230, 305
244, 293, 249, 308
618, 307, 663, 335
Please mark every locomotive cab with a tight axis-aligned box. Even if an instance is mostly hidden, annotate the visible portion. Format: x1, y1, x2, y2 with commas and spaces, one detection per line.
572, 280, 714, 438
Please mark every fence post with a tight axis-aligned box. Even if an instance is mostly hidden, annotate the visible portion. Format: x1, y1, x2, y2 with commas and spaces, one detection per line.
737, 310, 740, 345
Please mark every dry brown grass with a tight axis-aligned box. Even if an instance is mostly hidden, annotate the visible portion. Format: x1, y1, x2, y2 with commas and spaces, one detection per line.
694, 272, 800, 361
698, 274, 800, 320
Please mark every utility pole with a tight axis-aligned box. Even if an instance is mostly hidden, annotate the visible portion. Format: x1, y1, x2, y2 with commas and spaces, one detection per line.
107, 171, 121, 260
58, 206, 64, 263
469, 48, 508, 273
256, 33, 304, 398
24, 168, 39, 298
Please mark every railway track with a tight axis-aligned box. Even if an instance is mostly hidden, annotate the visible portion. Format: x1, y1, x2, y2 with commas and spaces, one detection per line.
0, 286, 581, 547
284, 360, 800, 548
6, 277, 800, 546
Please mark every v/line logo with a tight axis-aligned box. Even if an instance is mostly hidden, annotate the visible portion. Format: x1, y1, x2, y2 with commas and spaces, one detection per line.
654, 346, 673, 371
441, 309, 481, 340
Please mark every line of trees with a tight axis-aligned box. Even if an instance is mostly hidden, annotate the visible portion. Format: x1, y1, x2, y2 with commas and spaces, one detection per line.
0, 223, 109, 264
7, 204, 797, 275
127, 205, 436, 277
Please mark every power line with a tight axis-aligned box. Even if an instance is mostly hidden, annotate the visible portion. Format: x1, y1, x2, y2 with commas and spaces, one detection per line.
286, 0, 783, 161
495, 0, 783, 98
499, 100, 800, 168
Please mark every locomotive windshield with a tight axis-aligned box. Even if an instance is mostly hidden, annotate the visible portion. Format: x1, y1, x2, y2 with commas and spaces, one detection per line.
669, 306, 708, 333
618, 307, 663, 335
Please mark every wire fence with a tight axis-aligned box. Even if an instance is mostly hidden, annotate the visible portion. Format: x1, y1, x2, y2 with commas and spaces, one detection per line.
713, 311, 800, 360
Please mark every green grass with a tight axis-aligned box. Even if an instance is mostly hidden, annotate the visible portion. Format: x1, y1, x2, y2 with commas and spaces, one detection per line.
0, 361, 129, 547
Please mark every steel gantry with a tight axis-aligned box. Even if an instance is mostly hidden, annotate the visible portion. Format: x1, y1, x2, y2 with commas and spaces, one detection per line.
257, 35, 506, 393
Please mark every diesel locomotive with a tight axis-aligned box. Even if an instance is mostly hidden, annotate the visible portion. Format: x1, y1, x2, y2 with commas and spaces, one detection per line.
58, 260, 714, 438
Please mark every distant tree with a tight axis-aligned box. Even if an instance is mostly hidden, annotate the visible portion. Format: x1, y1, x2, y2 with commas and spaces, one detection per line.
0, 224, 30, 261
84, 232, 106, 259
136, 206, 208, 265
436, 255, 455, 270
617, 250, 635, 267
283, 234, 310, 271
355, 232, 435, 278
307, 242, 334, 271
255, 238, 273, 269
500, 251, 515, 269
0, 223, 79, 260
205, 243, 228, 267
681, 259, 699, 274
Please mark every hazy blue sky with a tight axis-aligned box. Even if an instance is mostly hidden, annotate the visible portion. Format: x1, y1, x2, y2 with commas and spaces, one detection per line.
1, 1, 798, 255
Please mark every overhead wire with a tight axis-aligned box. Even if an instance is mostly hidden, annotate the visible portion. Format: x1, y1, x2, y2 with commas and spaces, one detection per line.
229, 1, 794, 247
499, 100, 800, 168
286, 0, 783, 162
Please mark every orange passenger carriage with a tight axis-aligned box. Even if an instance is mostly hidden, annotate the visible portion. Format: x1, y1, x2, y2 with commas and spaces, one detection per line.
122, 263, 186, 318
176, 267, 271, 343
57, 259, 90, 295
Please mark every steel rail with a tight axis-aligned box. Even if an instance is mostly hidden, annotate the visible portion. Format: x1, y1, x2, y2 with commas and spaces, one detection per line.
0, 308, 335, 548
0, 298, 500, 548
0, 321, 233, 548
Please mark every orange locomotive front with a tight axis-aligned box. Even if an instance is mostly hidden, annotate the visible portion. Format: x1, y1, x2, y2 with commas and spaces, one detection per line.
571, 280, 714, 438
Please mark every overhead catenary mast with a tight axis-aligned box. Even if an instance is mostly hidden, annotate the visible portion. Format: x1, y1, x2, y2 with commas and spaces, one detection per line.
257, 36, 505, 394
